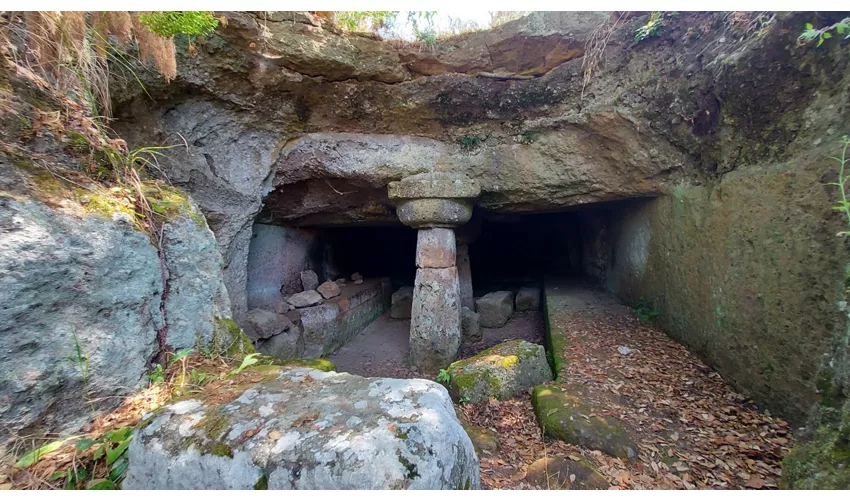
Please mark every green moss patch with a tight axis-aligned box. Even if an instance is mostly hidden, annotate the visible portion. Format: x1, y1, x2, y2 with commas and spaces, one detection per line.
531, 384, 636, 460
447, 339, 551, 404
213, 317, 255, 356
781, 400, 850, 489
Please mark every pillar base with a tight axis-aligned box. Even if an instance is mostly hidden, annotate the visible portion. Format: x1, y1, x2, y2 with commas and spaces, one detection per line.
410, 266, 461, 373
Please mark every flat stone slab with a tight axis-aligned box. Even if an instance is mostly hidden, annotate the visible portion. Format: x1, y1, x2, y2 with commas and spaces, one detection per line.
124, 367, 480, 490
531, 384, 636, 459
525, 456, 608, 490
475, 291, 514, 328
446, 339, 552, 403
287, 290, 323, 308
388, 172, 480, 200
515, 286, 541, 312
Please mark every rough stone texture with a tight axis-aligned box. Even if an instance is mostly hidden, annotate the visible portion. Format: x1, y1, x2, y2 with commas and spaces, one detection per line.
416, 228, 457, 268
0, 168, 238, 442
462, 424, 499, 455
388, 172, 481, 201
515, 287, 541, 312
300, 270, 319, 291
297, 279, 392, 357
287, 290, 323, 308
247, 225, 319, 311
124, 367, 480, 489
461, 306, 482, 343
410, 267, 462, 373
525, 456, 608, 490
244, 309, 294, 341
390, 286, 414, 319
475, 291, 514, 328
456, 244, 474, 309
257, 329, 305, 360
351, 272, 363, 281
395, 198, 475, 229
316, 280, 341, 299
447, 340, 552, 403
532, 384, 636, 459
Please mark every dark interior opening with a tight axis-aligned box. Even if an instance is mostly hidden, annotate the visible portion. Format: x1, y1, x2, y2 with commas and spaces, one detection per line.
319, 224, 417, 288
470, 212, 584, 293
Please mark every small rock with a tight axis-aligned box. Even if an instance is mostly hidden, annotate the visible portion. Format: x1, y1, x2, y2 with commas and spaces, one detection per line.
300, 270, 319, 291
617, 346, 633, 356
287, 290, 323, 308
351, 272, 363, 281
391, 286, 414, 319
462, 424, 500, 455
353, 279, 363, 285
461, 306, 481, 343
475, 291, 514, 328
111, 211, 134, 226
334, 278, 346, 285
515, 287, 540, 312
273, 300, 293, 315
243, 308, 293, 341
316, 280, 341, 299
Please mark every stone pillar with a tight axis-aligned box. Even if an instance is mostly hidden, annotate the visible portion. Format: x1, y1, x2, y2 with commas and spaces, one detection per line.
388, 173, 480, 373
456, 245, 474, 310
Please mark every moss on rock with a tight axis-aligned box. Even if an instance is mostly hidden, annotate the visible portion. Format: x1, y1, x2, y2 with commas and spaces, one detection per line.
446, 339, 552, 403
780, 399, 850, 489
531, 384, 636, 459
213, 317, 255, 356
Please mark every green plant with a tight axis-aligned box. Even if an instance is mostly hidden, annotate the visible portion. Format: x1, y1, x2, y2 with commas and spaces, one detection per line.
460, 134, 490, 150
828, 136, 850, 237
458, 395, 471, 405
67, 331, 91, 400
634, 298, 660, 323
517, 131, 538, 145
15, 440, 67, 468
190, 369, 210, 387
228, 353, 260, 376
137, 11, 219, 38
634, 12, 665, 43
333, 11, 398, 32
149, 364, 165, 384
800, 18, 850, 47
64, 427, 133, 489
435, 369, 452, 385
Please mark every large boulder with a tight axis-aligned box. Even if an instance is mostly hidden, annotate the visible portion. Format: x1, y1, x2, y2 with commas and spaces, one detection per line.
124, 367, 480, 489
532, 384, 636, 459
391, 286, 414, 319
461, 306, 481, 343
475, 291, 514, 328
0, 164, 243, 443
446, 340, 552, 403
515, 287, 540, 312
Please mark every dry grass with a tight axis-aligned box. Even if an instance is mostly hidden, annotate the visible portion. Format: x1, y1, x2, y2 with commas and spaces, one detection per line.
1, 351, 249, 490
581, 11, 628, 98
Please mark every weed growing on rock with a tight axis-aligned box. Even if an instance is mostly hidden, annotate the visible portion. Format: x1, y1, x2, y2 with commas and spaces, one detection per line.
828, 136, 850, 236
137, 12, 219, 38
799, 18, 850, 48
435, 369, 452, 385
634, 12, 665, 43
634, 298, 660, 323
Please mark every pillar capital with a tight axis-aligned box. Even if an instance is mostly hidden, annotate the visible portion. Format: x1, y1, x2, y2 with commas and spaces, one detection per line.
388, 172, 480, 229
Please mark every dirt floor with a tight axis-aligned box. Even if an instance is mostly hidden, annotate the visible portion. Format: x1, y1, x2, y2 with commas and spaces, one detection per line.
462, 281, 792, 490
329, 310, 545, 378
